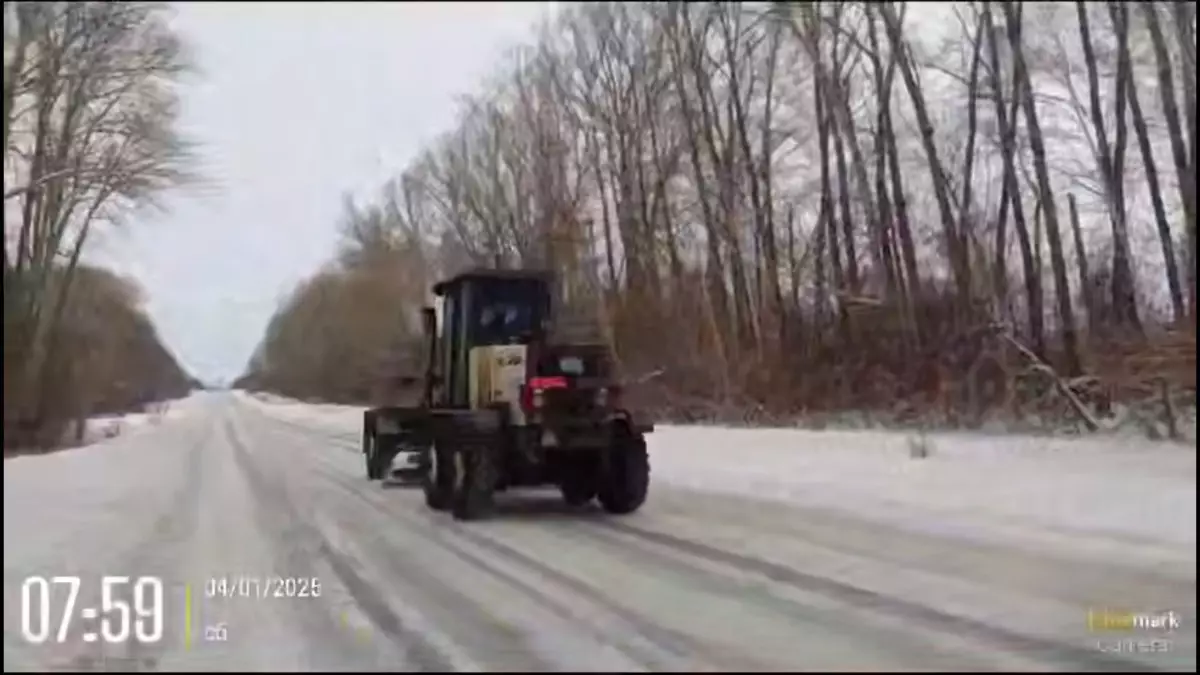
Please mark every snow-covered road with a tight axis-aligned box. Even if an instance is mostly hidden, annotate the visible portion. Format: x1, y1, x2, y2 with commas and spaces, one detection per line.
3, 391, 1195, 671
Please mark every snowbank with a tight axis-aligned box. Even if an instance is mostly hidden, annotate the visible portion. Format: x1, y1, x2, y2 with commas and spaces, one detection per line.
237, 392, 1196, 563
235, 391, 363, 430
650, 426, 1195, 559
71, 395, 198, 446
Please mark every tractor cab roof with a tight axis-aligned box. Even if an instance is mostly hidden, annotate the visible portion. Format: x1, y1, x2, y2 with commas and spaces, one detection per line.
432, 268, 554, 296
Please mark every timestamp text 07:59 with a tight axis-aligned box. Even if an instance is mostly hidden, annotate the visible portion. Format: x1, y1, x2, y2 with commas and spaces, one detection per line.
21, 575, 164, 645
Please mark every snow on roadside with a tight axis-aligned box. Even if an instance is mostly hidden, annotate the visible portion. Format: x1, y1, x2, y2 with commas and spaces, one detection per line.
3, 392, 214, 568
45, 393, 202, 447
237, 391, 363, 433
651, 426, 1195, 564
2, 396, 217, 672
3, 396, 212, 577
236, 392, 1196, 565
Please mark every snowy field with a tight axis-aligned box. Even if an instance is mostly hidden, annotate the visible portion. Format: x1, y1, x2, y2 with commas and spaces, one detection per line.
238, 391, 1197, 571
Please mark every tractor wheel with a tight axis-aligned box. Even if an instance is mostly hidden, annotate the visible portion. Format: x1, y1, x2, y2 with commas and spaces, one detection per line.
369, 434, 396, 481
363, 430, 382, 480
450, 443, 496, 521
560, 456, 598, 506
598, 430, 650, 515
423, 444, 453, 511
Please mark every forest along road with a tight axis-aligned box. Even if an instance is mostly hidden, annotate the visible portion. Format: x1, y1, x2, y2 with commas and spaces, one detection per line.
3, 392, 1195, 672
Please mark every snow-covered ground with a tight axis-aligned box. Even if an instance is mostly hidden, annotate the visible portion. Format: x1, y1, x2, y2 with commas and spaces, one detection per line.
5, 390, 1193, 671
2, 393, 211, 604
238, 391, 1197, 570
73, 399, 193, 446
5, 393, 204, 460
1, 396, 198, 454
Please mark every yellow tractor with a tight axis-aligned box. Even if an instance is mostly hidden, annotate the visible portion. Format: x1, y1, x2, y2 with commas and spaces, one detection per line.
362, 268, 652, 521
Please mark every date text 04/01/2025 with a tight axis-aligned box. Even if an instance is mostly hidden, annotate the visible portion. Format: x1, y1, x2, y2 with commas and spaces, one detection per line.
205, 577, 321, 600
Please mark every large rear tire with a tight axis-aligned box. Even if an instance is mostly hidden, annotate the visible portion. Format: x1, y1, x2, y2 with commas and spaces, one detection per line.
451, 443, 496, 521
423, 444, 453, 511
598, 430, 649, 515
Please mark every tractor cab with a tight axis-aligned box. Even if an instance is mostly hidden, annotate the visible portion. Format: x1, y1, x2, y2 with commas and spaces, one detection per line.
423, 268, 613, 425
425, 269, 552, 410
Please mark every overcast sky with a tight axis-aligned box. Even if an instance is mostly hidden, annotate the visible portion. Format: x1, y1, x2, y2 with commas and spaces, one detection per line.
86, 1, 556, 384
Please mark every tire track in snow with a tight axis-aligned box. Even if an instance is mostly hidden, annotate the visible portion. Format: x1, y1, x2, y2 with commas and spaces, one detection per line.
592, 520, 1168, 673
241, 398, 1190, 672
222, 415, 459, 672
251, 408, 973, 671
241, 411, 676, 671
56, 416, 215, 672
252, 403, 987, 670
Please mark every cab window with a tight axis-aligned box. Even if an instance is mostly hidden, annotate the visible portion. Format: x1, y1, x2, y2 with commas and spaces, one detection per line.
471, 281, 544, 345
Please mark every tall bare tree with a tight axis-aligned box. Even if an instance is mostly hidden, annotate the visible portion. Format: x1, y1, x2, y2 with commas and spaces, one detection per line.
4, 1, 196, 444
1118, 1, 1185, 322
1004, 0, 1081, 375
1076, 1, 1140, 331
1141, 3, 1197, 319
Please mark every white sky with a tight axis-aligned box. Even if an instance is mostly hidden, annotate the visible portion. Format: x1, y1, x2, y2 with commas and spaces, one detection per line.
86, 1, 556, 384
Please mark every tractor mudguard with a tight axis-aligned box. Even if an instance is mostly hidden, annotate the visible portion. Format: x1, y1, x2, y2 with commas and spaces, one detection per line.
364, 406, 435, 482
609, 409, 654, 435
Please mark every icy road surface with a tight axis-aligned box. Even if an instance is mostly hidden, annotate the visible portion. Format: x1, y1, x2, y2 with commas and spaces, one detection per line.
3, 391, 1195, 672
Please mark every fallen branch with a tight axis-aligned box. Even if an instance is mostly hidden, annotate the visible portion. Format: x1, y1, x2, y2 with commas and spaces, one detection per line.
1000, 331, 1101, 431
629, 368, 666, 386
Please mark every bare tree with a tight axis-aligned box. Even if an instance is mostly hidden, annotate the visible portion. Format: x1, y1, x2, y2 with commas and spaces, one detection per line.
1004, 0, 1082, 376
1117, 2, 1186, 322
1141, 2, 1197, 319
880, 1, 970, 312
4, 2, 196, 444
982, 0, 1044, 356
246, 0, 1196, 428
1076, 0, 1139, 331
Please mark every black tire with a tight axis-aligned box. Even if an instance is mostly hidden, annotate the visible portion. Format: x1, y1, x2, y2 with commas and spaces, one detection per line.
598, 431, 650, 515
451, 443, 496, 521
364, 430, 382, 480
423, 444, 453, 511
560, 456, 598, 506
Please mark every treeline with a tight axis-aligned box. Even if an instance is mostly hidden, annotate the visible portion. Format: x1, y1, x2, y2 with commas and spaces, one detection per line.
36, 264, 197, 444
4, 2, 198, 451
241, 1, 1196, 428
234, 211, 432, 404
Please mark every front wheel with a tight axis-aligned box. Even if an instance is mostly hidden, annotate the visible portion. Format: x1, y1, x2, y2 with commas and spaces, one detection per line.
423, 444, 453, 511
450, 444, 496, 521
598, 430, 650, 515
